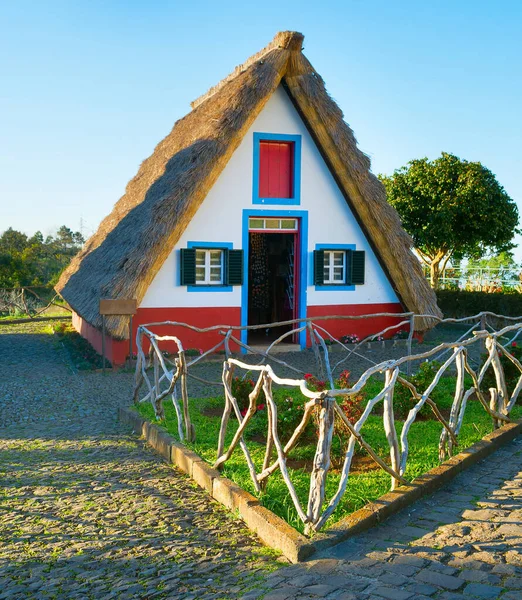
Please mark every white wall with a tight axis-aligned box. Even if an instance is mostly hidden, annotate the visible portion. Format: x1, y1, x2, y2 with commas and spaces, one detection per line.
140, 86, 399, 309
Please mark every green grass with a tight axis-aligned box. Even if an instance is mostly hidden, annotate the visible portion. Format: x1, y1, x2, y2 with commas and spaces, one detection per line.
135, 378, 521, 534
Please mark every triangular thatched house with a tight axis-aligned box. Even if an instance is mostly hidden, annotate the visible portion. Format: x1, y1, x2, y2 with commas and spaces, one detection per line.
56, 31, 441, 364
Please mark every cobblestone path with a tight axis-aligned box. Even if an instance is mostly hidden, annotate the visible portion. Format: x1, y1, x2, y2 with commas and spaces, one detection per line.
3, 322, 522, 600
245, 439, 522, 599
0, 322, 279, 599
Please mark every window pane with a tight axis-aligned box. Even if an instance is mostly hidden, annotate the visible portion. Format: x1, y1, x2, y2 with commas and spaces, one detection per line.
195, 267, 205, 281
281, 219, 297, 229
210, 269, 222, 282
265, 219, 279, 229
249, 218, 264, 229
333, 253, 344, 266
323, 253, 330, 268
195, 250, 205, 265
210, 251, 222, 265
333, 267, 344, 281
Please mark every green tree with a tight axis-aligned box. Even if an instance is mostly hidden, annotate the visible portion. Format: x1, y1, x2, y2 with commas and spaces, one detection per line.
0, 226, 85, 288
379, 153, 520, 289
0, 228, 29, 254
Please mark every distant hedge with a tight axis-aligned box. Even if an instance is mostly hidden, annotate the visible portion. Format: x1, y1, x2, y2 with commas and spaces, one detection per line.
436, 290, 522, 319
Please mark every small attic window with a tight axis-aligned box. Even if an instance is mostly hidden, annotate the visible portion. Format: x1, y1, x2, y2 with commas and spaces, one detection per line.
259, 141, 293, 198
253, 133, 301, 205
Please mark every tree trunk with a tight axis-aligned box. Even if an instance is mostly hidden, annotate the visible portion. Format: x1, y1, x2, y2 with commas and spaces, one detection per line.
430, 260, 441, 289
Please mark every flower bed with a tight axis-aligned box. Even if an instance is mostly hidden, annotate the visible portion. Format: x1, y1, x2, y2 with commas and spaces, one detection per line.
135, 372, 521, 533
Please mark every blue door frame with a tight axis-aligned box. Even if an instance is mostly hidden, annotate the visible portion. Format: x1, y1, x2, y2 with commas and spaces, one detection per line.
241, 209, 308, 350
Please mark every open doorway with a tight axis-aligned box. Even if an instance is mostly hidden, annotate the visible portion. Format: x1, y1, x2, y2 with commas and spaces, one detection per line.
247, 223, 299, 345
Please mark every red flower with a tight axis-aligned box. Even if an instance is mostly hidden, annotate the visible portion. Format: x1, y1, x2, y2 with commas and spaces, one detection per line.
257, 404, 265, 411
304, 373, 313, 380
240, 408, 247, 417
512, 342, 518, 348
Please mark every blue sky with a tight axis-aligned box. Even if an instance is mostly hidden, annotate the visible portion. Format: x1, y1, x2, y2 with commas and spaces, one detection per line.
1, 1, 521, 255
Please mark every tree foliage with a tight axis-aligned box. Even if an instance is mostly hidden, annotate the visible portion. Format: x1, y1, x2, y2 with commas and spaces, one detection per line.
0, 226, 84, 288
379, 153, 519, 288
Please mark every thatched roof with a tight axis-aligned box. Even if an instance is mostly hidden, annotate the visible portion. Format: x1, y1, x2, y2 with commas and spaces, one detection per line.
56, 31, 441, 339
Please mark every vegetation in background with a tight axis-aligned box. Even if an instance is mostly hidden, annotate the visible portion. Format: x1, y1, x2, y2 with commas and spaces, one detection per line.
380, 153, 519, 289
0, 226, 84, 288
436, 289, 522, 319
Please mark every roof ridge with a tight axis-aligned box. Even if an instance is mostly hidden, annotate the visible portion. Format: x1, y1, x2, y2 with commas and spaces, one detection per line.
190, 31, 303, 110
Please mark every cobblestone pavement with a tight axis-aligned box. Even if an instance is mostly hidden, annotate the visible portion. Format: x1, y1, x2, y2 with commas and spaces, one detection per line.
3, 321, 522, 600
0, 322, 280, 599
244, 439, 522, 599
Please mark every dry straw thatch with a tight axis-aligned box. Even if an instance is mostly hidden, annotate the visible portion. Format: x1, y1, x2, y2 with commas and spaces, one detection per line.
56, 31, 441, 339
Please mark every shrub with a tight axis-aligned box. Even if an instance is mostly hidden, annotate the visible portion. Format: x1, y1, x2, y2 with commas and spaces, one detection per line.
231, 375, 255, 411
277, 393, 306, 441
339, 333, 360, 344
185, 348, 204, 356
52, 322, 111, 370
393, 361, 442, 419
436, 289, 522, 319
304, 373, 327, 392
482, 342, 522, 397
393, 329, 409, 340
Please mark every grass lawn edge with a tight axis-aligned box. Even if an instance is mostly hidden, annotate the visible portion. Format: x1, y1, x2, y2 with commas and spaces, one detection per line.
118, 405, 522, 563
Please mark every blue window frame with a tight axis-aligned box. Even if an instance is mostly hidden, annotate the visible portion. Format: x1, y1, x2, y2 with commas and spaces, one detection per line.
252, 133, 302, 205
186, 241, 233, 292
314, 243, 356, 291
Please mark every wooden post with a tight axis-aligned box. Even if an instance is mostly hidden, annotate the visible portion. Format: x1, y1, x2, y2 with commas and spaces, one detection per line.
307, 396, 335, 526
406, 314, 415, 376
308, 322, 325, 382
102, 315, 106, 375
128, 315, 133, 368
480, 313, 487, 356
383, 369, 400, 490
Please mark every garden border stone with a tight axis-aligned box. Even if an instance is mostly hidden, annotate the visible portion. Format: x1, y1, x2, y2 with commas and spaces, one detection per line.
118, 405, 521, 563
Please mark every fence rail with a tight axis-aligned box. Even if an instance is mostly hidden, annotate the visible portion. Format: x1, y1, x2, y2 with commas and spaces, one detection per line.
0, 286, 70, 319
132, 311, 522, 534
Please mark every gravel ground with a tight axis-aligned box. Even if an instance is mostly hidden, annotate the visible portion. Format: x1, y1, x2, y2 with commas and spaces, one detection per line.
167, 322, 485, 399
0, 321, 280, 599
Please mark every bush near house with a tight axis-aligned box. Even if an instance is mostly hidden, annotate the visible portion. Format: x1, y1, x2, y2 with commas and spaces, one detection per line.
436, 290, 522, 319
51, 322, 111, 370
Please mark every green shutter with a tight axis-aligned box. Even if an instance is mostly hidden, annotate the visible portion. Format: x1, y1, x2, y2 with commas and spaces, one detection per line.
180, 248, 196, 285
314, 250, 325, 285
226, 249, 243, 285
345, 249, 353, 285
350, 250, 366, 285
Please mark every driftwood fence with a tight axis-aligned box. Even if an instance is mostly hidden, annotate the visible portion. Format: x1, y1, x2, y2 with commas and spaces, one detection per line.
0, 287, 70, 319
132, 312, 522, 534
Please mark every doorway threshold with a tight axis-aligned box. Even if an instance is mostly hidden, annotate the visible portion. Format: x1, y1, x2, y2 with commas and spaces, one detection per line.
246, 342, 301, 354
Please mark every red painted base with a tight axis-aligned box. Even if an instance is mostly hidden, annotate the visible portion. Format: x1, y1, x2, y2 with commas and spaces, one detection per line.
73, 303, 407, 366
306, 303, 407, 342
73, 307, 241, 365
